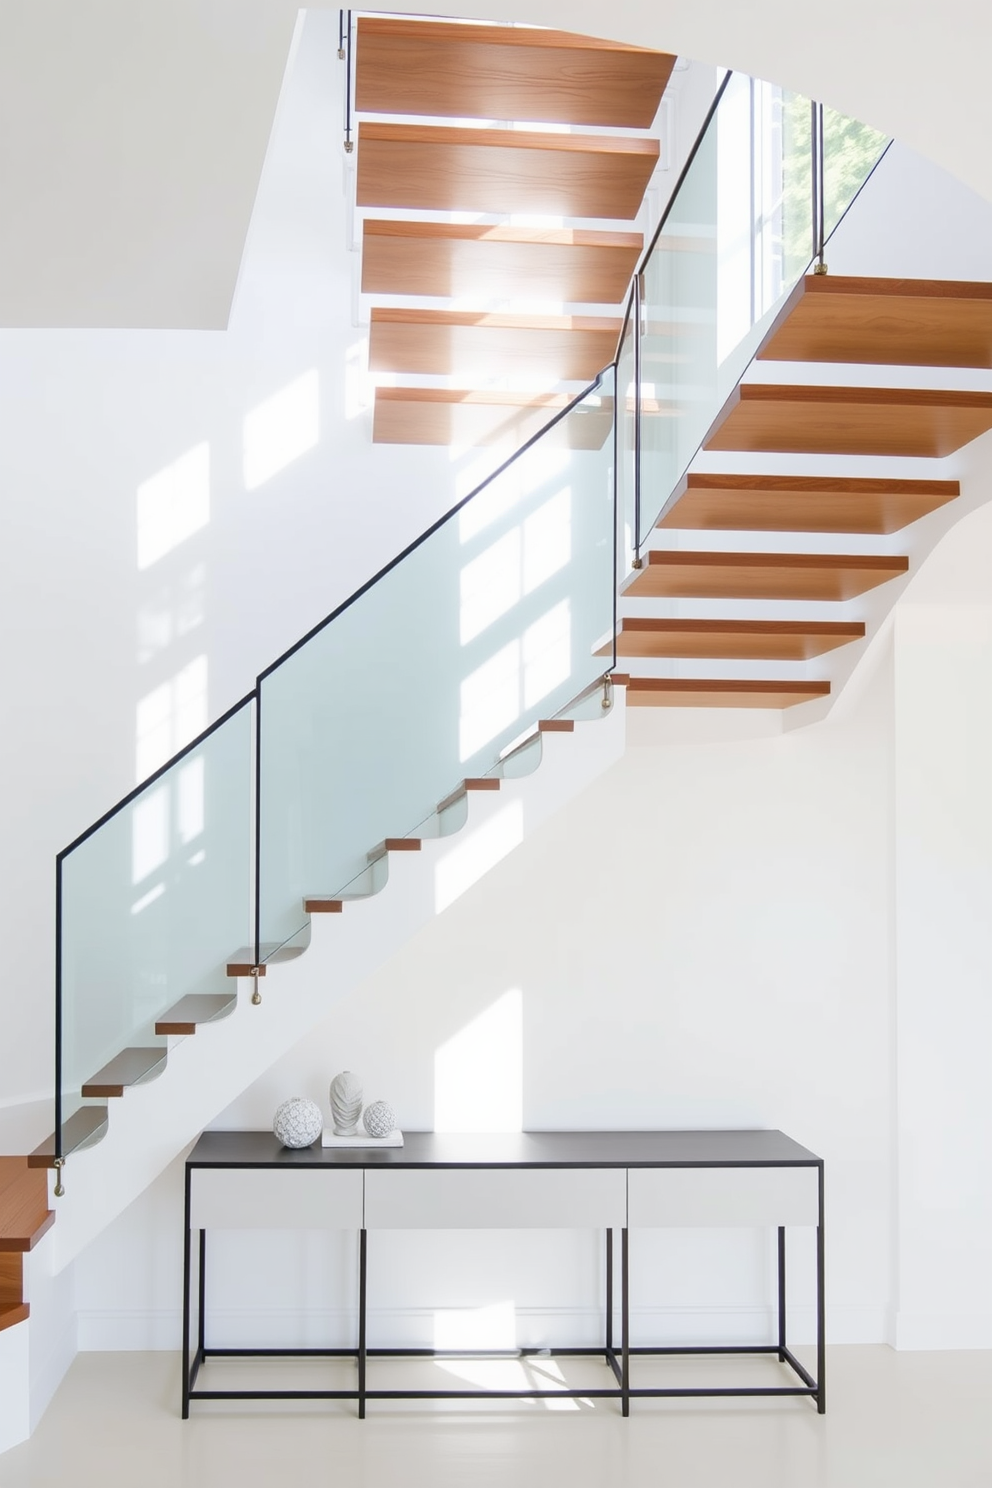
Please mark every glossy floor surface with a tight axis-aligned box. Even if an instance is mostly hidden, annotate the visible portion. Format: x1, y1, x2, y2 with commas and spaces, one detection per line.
2, 1346, 991, 1487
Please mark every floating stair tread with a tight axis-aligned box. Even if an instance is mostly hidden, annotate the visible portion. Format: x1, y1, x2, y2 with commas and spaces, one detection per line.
624, 550, 909, 602
704, 383, 992, 458
226, 942, 307, 977
28, 1106, 109, 1168
304, 897, 344, 913
368, 838, 422, 863
627, 678, 831, 708
155, 993, 236, 1037
605, 618, 866, 661
81, 1047, 167, 1099
373, 387, 613, 450
437, 777, 502, 813
368, 309, 622, 381
659, 473, 960, 534
361, 222, 643, 304
758, 275, 992, 367
0, 1302, 30, 1332
0, 1165, 54, 1251
538, 718, 575, 732
357, 123, 659, 220
355, 17, 675, 128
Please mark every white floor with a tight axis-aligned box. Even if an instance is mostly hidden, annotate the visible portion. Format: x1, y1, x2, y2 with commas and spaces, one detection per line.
1, 1346, 991, 1488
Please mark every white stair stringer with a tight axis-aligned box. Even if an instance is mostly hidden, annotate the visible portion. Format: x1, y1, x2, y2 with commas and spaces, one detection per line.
46, 695, 626, 1271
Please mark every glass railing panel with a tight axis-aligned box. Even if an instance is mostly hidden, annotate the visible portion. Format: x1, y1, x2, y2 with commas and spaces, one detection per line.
635, 76, 889, 548
616, 308, 637, 575
58, 700, 253, 1146
822, 107, 889, 243
258, 371, 616, 949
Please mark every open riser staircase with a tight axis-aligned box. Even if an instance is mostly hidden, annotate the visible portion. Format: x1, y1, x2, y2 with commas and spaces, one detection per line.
3, 13, 992, 1453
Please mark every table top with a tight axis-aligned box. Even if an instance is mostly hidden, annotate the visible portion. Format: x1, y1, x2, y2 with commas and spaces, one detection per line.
187, 1129, 821, 1170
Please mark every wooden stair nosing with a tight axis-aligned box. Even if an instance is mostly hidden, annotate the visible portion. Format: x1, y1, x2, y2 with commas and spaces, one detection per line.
80, 1046, 167, 1100
355, 17, 676, 129
437, 777, 502, 814
0, 1165, 54, 1252
356, 122, 659, 221
361, 221, 643, 304
226, 941, 307, 977
703, 383, 992, 459
626, 678, 831, 708
757, 273, 992, 368
28, 1106, 109, 1169
538, 718, 575, 733
604, 618, 867, 661
659, 473, 961, 535
304, 898, 345, 914
155, 992, 237, 1037
624, 549, 909, 602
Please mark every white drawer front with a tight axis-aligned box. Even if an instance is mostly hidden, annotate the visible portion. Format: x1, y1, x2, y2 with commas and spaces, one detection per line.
190, 1168, 364, 1230
365, 1167, 626, 1229
628, 1166, 819, 1229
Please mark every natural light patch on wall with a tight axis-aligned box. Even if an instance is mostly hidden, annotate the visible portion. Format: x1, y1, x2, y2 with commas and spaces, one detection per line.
459, 601, 572, 759
459, 491, 572, 646
345, 340, 374, 420
458, 443, 570, 540
136, 442, 210, 570
434, 1300, 516, 1352
131, 787, 168, 886
434, 988, 523, 1133
243, 370, 319, 490
435, 800, 523, 915
135, 655, 208, 781
136, 564, 207, 664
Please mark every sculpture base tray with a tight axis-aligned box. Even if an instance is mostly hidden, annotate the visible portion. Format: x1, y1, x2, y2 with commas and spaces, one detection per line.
321, 1129, 404, 1148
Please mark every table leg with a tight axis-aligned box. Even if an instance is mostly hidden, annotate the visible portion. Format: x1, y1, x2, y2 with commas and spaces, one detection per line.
621, 1226, 630, 1418
359, 1228, 367, 1420
198, 1230, 206, 1361
606, 1228, 614, 1357
817, 1164, 826, 1414
181, 1174, 191, 1420
777, 1226, 786, 1363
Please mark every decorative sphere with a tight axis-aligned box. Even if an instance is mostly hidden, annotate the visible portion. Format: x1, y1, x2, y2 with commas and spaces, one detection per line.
273, 1097, 323, 1149
330, 1070, 363, 1136
363, 1100, 395, 1139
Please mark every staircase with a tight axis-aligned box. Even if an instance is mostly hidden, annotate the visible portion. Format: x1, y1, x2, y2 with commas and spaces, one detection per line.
4, 18, 992, 1450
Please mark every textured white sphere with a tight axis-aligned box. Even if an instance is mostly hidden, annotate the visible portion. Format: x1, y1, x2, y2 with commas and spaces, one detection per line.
273, 1097, 323, 1149
363, 1100, 396, 1139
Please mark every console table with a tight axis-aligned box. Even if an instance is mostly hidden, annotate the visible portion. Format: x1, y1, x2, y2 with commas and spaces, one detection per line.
182, 1129, 824, 1417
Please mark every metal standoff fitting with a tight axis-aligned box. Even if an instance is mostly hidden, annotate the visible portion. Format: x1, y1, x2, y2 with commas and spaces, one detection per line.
344, 139, 354, 154
53, 1157, 65, 1198
602, 675, 613, 710
814, 260, 829, 275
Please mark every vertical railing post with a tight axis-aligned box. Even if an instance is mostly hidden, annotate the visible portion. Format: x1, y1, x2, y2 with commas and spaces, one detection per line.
342, 10, 354, 155
811, 100, 827, 274
54, 855, 64, 1194
632, 272, 643, 566
252, 689, 263, 1003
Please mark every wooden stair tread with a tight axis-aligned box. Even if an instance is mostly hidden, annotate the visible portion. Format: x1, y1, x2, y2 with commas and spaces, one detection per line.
624, 550, 909, 602
356, 17, 675, 129
304, 898, 344, 914
368, 838, 422, 863
659, 473, 960, 534
704, 384, 992, 458
28, 1106, 109, 1169
373, 387, 612, 449
604, 618, 866, 661
226, 942, 307, 977
81, 1047, 167, 1099
361, 222, 643, 304
155, 993, 237, 1037
437, 777, 502, 813
368, 308, 622, 380
0, 1163, 53, 1251
538, 718, 575, 732
758, 274, 992, 368
0, 1302, 30, 1332
357, 123, 659, 220
627, 678, 830, 708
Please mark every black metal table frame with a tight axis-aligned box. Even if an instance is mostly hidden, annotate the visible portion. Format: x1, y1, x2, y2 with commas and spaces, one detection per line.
182, 1167, 825, 1418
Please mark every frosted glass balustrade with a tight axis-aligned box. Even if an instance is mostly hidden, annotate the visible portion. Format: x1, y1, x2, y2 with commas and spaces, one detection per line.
59, 703, 253, 1137
258, 374, 616, 949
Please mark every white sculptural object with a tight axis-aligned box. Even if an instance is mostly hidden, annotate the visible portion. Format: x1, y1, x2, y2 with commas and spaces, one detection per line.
330, 1070, 363, 1135
273, 1097, 323, 1150
363, 1100, 396, 1139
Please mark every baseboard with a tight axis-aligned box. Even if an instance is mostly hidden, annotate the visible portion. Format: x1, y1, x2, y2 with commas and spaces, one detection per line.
894, 1310, 992, 1350
77, 1302, 891, 1352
